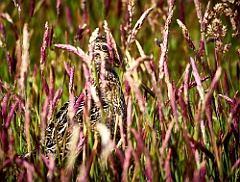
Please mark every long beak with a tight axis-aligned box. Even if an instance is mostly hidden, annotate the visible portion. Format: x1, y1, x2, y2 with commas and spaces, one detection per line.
140, 81, 155, 98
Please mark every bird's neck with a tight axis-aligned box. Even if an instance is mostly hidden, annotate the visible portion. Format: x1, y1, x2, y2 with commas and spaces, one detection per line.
93, 63, 117, 79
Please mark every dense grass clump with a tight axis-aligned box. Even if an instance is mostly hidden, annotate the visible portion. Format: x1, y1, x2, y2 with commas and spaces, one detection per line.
0, 0, 239, 181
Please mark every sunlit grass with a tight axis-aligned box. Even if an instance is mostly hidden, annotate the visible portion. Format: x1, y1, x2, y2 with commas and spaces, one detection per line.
0, 0, 239, 181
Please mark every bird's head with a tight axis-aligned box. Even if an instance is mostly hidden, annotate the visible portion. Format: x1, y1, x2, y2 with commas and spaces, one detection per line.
93, 36, 123, 69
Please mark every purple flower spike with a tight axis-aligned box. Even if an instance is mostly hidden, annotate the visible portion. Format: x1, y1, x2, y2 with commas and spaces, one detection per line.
179, 0, 185, 24
127, 7, 153, 45
193, 161, 207, 182
41, 97, 49, 140
29, 0, 36, 18
52, 89, 63, 109
159, 0, 175, 79
81, 0, 88, 23
42, 77, 49, 96
6, 52, 12, 77
126, 95, 132, 128
164, 61, 178, 122
145, 153, 153, 182
105, 0, 111, 14
165, 148, 172, 182
40, 22, 49, 72
121, 144, 133, 182
117, 0, 122, 17
124, 80, 130, 96
56, 0, 61, 18
64, 61, 71, 76
74, 24, 86, 42
33, 64, 37, 77
230, 100, 240, 119
204, 67, 222, 106
65, 7, 73, 32
218, 94, 233, 104
69, 66, 75, 94
0, 21, 6, 44
189, 76, 210, 89
54, 44, 89, 66
5, 100, 19, 128
190, 57, 204, 101
217, 97, 222, 116
1, 95, 8, 121
48, 25, 54, 47
184, 63, 190, 103
49, 65, 55, 100
0, 76, 2, 92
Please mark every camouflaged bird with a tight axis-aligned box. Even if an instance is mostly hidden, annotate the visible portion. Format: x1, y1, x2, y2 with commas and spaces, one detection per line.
23, 35, 126, 158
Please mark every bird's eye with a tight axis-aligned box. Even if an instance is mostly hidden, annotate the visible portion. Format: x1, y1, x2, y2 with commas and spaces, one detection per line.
101, 44, 108, 52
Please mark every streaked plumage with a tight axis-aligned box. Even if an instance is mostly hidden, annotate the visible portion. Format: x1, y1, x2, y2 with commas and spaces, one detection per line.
23, 35, 126, 159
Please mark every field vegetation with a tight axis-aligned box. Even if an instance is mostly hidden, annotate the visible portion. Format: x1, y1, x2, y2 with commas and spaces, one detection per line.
0, 0, 239, 181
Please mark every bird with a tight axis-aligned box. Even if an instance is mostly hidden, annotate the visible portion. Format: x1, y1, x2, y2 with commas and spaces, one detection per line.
22, 35, 127, 159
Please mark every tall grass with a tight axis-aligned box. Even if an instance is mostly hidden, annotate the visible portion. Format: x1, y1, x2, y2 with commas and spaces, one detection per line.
0, 0, 239, 181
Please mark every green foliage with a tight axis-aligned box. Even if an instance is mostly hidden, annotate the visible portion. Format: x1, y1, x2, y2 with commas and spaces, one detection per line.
0, 0, 239, 181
